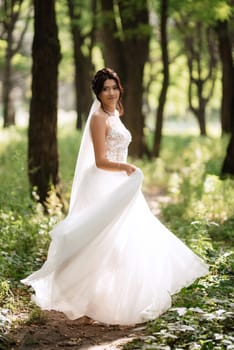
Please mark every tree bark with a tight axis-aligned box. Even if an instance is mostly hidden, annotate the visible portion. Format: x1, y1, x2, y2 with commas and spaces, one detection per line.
123, 53, 146, 157
221, 65, 234, 176
119, 0, 150, 157
1, 0, 25, 127
215, 20, 233, 134
100, 0, 125, 82
188, 75, 207, 136
216, 20, 234, 176
153, 0, 169, 157
221, 135, 234, 176
98, 0, 149, 157
28, 0, 61, 206
3, 29, 15, 127
67, 0, 94, 129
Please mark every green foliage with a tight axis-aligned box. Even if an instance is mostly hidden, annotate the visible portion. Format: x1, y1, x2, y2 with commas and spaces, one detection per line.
26, 307, 47, 325
0, 123, 233, 349
170, 0, 232, 24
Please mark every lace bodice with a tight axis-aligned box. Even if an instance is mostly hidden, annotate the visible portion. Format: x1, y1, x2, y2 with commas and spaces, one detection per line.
105, 114, 131, 163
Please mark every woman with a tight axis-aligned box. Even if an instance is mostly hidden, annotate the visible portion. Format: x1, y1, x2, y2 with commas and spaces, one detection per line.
22, 68, 208, 325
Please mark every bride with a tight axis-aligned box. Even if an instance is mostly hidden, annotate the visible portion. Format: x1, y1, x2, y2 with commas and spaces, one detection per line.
22, 67, 208, 325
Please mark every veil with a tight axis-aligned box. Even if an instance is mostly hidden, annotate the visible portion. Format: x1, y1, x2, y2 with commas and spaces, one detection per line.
68, 99, 101, 215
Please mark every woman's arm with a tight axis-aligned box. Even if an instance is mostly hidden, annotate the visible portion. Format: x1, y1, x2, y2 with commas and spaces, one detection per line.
90, 112, 136, 175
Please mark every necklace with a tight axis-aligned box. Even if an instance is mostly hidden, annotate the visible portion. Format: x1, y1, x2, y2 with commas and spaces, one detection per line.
102, 107, 115, 116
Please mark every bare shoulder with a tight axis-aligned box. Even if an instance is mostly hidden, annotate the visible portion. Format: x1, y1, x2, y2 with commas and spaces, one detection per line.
90, 109, 107, 129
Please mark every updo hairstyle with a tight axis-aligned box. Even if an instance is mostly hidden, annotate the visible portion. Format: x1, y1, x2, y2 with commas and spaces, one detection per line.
91, 67, 124, 115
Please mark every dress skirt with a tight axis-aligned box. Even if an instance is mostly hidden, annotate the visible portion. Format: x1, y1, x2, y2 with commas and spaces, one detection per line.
22, 167, 208, 325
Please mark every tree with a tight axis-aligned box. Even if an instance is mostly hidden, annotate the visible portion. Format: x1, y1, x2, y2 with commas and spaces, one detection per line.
98, 0, 150, 157
0, 0, 31, 127
67, 0, 95, 129
221, 134, 234, 176
215, 19, 233, 134
170, 0, 233, 136
152, 0, 169, 157
220, 20, 234, 175
176, 19, 217, 135
99, 0, 126, 81
28, 0, 61, 207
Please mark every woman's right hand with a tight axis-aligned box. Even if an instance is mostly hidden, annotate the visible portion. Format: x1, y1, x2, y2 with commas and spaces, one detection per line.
121, 163, 137, 176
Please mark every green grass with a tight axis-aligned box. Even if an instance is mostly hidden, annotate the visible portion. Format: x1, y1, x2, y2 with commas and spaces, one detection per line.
0, 122, 233, 349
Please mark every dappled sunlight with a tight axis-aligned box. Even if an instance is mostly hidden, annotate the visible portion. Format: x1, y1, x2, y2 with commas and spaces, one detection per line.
58, 109, 77, 129
0, 127, 26, 153
164, 118, 221, 137
201, 175, 234, 221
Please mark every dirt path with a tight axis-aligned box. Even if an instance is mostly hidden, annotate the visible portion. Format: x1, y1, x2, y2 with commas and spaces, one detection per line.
6, 190, 168, 350
9, 311, 146, 350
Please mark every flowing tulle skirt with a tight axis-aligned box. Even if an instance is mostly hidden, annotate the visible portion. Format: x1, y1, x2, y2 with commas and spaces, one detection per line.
22, 167, 208, 325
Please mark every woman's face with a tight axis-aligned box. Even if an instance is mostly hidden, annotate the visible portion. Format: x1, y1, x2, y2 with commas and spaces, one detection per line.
98, 79, 120, 108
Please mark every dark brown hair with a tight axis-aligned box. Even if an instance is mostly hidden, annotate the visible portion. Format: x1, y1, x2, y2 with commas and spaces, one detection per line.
91, 67, 124, 115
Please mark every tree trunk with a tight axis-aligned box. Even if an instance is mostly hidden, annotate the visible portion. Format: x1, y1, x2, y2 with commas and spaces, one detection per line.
197, 109, 206, 136
153, 0, 169, 157
120, 1, 150, 157
123, 54, 146, 157
98, 0, 149, 157
67, 0, 94, 129
3, 21, 15, 127
1, 0, 31, 127
100, 0, 125, 83
221, 65, 234, 176
28, 0, 61, 206
196, 81, 207, 135
221, 134, 234, 176
215, 20, 233, 134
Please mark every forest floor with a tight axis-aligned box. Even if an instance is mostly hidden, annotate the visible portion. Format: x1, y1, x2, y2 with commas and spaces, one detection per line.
8, 311, 147, 350
4, 190, 167, 350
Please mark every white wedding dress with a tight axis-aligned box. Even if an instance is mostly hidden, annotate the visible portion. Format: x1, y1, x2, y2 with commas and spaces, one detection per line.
22, 101, 208, 325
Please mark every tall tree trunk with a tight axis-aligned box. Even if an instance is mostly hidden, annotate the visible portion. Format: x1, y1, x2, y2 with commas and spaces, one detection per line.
119, 1, 150, 157
196, 81, 206, 135
99, 0, 150, 157
100, 0, 125, 82
221, 66, 234, 176
2, 6, 16, 127
196, 108, 206, 135
1, 0, 31, 127
3, 38, 15, 127
188, 77, 207, 136
221, 135, 234, 175
28, 0, 61, 206
153, 0, 169, 157
123, 53, 146, 157
67, 0, 94, 129
215, 20, 233, 134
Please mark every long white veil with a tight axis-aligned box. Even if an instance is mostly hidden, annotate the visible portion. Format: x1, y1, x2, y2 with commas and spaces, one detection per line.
68, 99, 101, 215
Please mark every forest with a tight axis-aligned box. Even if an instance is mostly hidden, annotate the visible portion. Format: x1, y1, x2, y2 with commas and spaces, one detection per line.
0, 0, 233, 349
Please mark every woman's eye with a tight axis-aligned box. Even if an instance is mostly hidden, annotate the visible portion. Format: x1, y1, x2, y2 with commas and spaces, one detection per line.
102, 86, 119, 91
